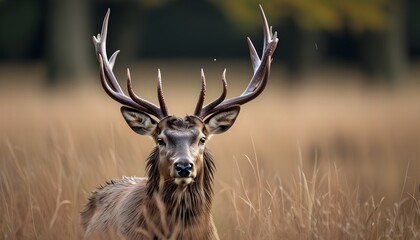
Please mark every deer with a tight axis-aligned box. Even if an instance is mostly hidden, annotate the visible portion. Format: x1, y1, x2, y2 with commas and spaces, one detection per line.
81, 5, 278, 240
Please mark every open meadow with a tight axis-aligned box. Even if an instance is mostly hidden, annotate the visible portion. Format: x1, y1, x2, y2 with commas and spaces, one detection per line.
1, 62, 420, 239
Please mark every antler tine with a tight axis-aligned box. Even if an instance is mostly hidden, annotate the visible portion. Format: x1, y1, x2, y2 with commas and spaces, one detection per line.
260, 4, 271, 51
98, 56, 149, 113
125, 69, 163, 119
157, 69, 169, 117
197, 6, 278, 119
242, 5, 277, 95
93, 9, 122, 93
94, 9, 168, 119
193, 69, 207, 116
247, 37, 260, 73
198, 70, 227, 118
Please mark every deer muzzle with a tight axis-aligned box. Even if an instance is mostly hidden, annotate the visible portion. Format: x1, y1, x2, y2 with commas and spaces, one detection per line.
172, 158, 194, 185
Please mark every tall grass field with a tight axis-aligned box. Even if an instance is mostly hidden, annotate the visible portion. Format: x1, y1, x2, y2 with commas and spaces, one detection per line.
1, 63, 419, 239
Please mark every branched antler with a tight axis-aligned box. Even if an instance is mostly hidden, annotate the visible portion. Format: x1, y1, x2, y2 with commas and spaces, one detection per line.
94, 6, 277, 121
193, 5, 278, 119
93, 9, 168, 119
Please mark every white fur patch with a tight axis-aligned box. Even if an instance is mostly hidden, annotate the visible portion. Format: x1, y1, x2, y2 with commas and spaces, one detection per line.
174, 177, 193, 185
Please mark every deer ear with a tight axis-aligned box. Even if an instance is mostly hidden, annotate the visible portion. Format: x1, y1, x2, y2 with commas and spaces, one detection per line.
204, 106, 240, 135
121, 106, 157, 136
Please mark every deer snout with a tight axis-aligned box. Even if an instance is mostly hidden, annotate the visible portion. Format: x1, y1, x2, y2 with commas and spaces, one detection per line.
174, 160, 193, 178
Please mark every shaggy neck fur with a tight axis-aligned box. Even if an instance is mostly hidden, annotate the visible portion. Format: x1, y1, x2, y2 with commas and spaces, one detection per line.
145, 146, 215, 226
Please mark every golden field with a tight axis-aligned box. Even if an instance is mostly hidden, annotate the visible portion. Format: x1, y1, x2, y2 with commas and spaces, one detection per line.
1, 62, 420, 239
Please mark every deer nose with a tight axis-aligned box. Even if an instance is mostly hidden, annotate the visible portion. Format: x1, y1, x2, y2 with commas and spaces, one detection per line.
174, 161, 193, 178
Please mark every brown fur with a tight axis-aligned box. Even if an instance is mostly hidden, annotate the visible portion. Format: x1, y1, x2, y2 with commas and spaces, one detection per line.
86, 6, 276, 238
81, 144, 219, 240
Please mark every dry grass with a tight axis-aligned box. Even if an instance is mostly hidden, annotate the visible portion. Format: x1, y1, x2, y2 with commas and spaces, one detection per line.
1, 64, 420, 239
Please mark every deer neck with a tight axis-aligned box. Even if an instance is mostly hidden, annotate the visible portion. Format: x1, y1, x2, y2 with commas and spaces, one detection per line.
145, 147, 215, 225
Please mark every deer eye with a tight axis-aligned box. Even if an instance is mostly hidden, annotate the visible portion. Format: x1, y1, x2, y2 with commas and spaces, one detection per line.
157, 138, 166, 147
199, 137, 206, 145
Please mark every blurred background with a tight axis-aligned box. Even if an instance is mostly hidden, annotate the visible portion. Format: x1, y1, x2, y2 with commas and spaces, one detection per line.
1, 0, 420, 238
0, 0, 419, 85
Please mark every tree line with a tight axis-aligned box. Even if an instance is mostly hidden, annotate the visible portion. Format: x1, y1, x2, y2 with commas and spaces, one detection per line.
0, 0, 419, 85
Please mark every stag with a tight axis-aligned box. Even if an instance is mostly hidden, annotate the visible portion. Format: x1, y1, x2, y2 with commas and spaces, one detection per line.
81, 6, 278, 240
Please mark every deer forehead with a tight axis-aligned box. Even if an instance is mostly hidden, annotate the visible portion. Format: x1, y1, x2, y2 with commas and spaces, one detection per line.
157, 116, 206, 143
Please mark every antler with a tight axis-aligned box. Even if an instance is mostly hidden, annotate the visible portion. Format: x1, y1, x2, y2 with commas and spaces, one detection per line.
194, 5, 278, 119
93, 9, 169, 119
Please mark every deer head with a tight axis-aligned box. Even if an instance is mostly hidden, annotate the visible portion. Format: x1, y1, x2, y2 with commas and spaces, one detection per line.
92, 6, 278, 186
